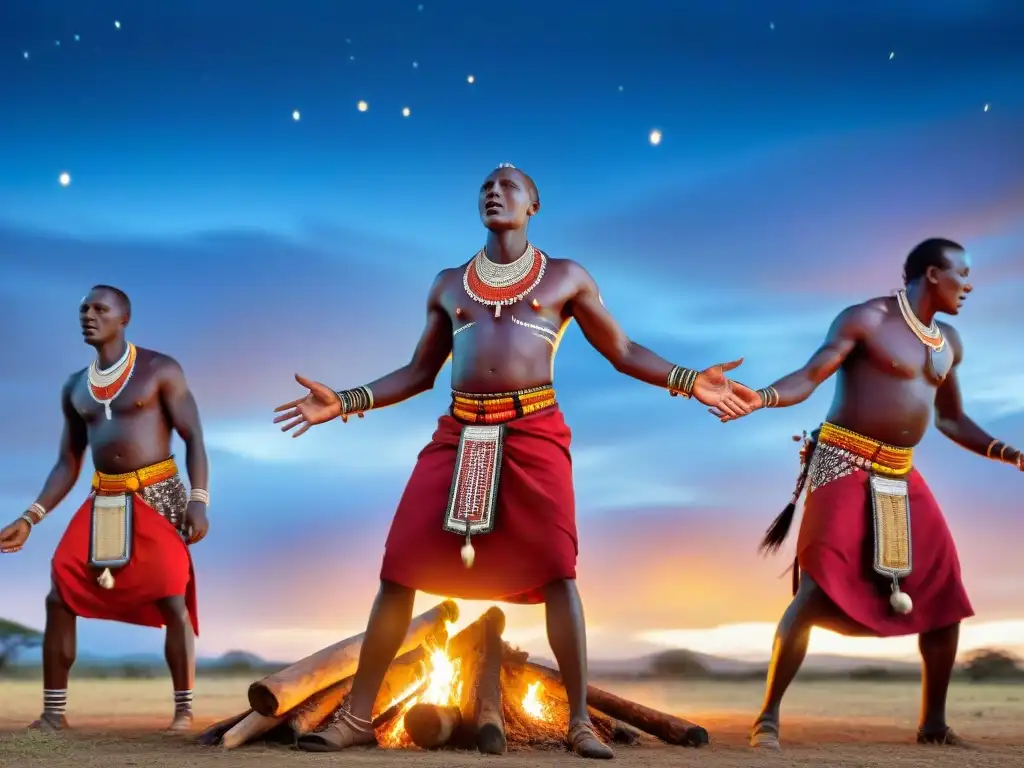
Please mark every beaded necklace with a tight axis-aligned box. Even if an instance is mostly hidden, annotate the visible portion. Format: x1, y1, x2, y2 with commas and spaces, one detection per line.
464, 243, 546, 318
88, 342, 138, 419
896, 290, 944, 351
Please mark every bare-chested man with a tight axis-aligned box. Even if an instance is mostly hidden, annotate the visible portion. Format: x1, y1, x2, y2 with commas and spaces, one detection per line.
0, 285, 211, 733
273, 163, 756, 757
711, 239, 1022, 749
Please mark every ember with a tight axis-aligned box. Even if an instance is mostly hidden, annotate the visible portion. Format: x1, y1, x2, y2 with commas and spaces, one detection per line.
198, 600, 709, 753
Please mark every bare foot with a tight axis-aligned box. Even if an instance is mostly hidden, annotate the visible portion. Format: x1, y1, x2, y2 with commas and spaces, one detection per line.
750, 715, 781, 750
28, 712, 70, 731
917, 726, 973, 748
296, 709, 377, 752
568, 720, 615, 759
167, 710, 194, 734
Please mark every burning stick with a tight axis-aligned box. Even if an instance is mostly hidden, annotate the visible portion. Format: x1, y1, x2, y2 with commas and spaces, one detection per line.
404, 703, 463, 748
248, 599, 458, 717
526, 662, 709, 747
473, 607, 506, 753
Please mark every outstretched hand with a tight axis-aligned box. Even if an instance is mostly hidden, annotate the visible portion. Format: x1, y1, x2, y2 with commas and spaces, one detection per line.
708, 380, 765, 422
273, 374, 343, 438
691, 358, 755, 419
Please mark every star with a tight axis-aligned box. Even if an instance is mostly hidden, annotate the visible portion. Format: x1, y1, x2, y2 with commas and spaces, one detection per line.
983, 103, 990, 112
889, 51, 895, 60
59, 172, 71, 187
648, 129, 662, 146
357, 100, 368, 112
617, 85, 624, 92
345, 38, 352, 44
349, 55, 355, 61
292, 109, 301, 121
55, 40, 61, 47
23, 51, 29, 59
418, 3, 424, 10
769, 21, 775, 30
114, 20, 121, 29
412, 61, 419, 68
402, 107, 411, 117
467, 74, 475, 84
74, 34, 80, 41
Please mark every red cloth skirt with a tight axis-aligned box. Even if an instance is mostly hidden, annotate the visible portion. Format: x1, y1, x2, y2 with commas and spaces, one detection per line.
797, 468, 973, 636
51, 493, 199, 635
381, 405, 577, 603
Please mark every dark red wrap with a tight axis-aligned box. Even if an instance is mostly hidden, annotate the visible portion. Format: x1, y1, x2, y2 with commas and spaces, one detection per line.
797, 467, 973, 636
381, 405, 577, 603
51, 493, 199, 635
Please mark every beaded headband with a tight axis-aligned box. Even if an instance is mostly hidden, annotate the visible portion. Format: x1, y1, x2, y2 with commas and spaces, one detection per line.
496, 163, 516, 169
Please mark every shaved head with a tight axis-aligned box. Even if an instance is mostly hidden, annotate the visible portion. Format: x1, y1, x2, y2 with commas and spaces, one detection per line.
492, 164, 539, 203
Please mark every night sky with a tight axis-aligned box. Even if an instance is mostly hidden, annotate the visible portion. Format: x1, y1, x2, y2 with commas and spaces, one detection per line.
1, 0, 1022, 663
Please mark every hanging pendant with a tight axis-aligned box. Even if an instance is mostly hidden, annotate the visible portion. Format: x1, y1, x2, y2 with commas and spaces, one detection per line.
104, 402, 112, 420
494, 304, 501, 318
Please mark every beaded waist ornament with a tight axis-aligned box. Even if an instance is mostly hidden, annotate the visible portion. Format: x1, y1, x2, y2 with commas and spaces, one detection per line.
813, 422, 915, 616
443, 387, 556, 569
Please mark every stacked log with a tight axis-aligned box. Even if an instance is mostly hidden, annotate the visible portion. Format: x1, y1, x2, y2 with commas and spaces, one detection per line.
196, 601, 709, 753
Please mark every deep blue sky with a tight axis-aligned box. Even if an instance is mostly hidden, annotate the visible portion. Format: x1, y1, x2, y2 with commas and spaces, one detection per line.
1, 0, 1022, 662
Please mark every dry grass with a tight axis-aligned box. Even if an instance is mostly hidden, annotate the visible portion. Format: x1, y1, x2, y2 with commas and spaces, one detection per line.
1, 676, 1021, 768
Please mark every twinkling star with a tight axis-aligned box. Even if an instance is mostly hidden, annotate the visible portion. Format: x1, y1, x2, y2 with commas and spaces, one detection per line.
418, 3, 424, 10
357, 100, 368, 112
349, 55, 355, 61
402, 107, 411, 117
55, 40, 61, 47
412, 61, 419, 68
114, 20, 121, 29
74, 34, 80, 41
648, 129, 662, 146
618, 85, 624, 92
292, 110, 301, 121
59, 172, 71, 187
769, 21, 775, 30
983, 103, 990, 112
467, 74, 475, 84
889, 51, 895, 60
23, 51, 29, 59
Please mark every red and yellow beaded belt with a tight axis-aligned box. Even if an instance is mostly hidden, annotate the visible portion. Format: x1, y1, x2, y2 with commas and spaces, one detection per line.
451, 386, 556, 425
91, 457, 178, 495
818, 422, 913, 475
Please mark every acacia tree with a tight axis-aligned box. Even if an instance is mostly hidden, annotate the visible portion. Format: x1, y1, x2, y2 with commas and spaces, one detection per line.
963, 648, 1023, 681
0, 618, 43, 672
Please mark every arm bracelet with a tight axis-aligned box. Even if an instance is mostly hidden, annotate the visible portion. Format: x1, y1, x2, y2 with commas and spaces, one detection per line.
986, 440, 1019, 463
667, 366, 698, 398
757, 386, 780, 408
24, 502, 47, 526
334, 385, 375, 415
189, 488, 210, 506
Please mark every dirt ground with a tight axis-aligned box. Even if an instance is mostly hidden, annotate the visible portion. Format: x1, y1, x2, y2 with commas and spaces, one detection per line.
1, 676, 1021, 768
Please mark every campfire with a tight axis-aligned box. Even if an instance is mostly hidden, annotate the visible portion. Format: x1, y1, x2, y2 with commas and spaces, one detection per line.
198, 601, 708, 753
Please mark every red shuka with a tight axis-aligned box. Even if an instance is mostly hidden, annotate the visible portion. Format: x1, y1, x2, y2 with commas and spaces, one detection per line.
51, 493, 199, 635
797, 468, 973, 637
381, 405, 577, 604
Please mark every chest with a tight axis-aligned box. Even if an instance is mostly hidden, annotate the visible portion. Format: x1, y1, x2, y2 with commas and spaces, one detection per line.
861, 320, 954, 383
73, 372, 160, 423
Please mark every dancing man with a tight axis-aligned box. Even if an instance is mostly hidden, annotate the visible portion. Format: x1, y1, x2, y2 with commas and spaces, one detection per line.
273, 163, 756, 756
0, 285, 210, 733
712, 238, 1022, 749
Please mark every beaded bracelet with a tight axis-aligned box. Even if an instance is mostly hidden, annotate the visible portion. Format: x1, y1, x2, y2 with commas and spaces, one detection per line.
335, 385, 375, 416
667, 366, 698, 398
756, 386, 780, 408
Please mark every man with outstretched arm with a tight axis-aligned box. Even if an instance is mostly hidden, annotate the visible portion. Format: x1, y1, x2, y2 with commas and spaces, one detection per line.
0, 285, 210, 733
273, 163, 756, 757
712, 238, 1022, 749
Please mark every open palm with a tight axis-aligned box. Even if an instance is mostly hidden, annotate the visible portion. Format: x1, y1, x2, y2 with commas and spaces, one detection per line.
273, 374, 343, 437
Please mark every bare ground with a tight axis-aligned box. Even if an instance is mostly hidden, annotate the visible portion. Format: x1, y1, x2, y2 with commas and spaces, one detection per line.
1, 677, 1021, 768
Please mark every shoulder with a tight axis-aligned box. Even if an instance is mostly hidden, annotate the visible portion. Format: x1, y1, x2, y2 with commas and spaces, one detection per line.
62, 368, 88, 396
829, 298, 889, 336
542, 256, 595, 290
428, 266, 463, 301
138, 348, 187, 382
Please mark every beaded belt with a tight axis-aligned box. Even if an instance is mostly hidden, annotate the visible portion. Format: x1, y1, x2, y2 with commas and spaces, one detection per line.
818, 422, 913, 475
451, 386, 556, 425
91, 457, 178, 495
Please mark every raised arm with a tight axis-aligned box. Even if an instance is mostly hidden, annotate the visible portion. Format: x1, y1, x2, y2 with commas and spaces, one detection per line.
755, 303, 878, 409
565, 261, 750, 415
934, 324, 1022, 468
158, 357, 209, 495
274, 272, 454, 437
348, 270, 454, 409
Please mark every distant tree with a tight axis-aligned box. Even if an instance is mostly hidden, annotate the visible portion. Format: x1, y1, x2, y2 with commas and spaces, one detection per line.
650, 649, 711, 679
849, 666, 894, 681
963, 649, 1023, 681
0, 618, 43, 673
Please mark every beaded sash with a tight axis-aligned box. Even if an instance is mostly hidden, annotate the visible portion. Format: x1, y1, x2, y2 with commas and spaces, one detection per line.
807, 422, 914, 586
443, 424, 505, 539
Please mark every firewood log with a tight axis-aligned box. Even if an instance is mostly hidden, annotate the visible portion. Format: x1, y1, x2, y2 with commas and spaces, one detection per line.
286, 676, 354, 736
525, 662, 709, 747
221, 710, 288, 750
474, 609, 506, 753
403, 703, 463, 748
196, 709, 251, 746
248, 599, 458, 716
447, 606, 505, 750
373, 645, 430, 715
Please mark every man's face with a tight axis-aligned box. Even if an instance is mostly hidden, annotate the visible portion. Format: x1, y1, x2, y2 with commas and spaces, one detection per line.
928, 248, 973, 315
80, 289, 127, 346
478, 169, 538, 232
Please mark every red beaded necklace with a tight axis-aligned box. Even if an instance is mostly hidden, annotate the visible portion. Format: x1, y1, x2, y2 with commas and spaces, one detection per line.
463, 244, 547, 318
